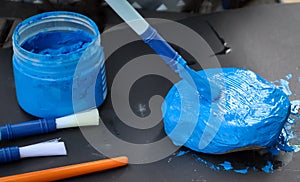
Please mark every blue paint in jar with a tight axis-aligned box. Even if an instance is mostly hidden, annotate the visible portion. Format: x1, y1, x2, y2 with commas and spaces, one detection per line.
21, 31, 92, 55
162, 68, 290, 154
12, 12, 107, 118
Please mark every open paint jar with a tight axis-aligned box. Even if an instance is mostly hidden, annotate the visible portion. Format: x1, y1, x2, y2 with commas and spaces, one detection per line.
12, 11, 107, 118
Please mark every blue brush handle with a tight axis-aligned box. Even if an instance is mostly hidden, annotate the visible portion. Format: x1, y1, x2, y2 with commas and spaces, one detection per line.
0, 118, 56, 140
140, 26, 215, 93
140, 26, 211, 91
140, 25, 187, 74
0, 146, 20, 163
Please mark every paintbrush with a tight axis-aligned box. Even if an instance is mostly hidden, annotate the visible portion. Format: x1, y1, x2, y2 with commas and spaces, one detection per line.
105, 0, 220, 100
0, 138, 66, 163
0, 109, 99, 140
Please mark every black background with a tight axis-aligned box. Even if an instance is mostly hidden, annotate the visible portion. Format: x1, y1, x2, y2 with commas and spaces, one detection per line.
0, 1, 300, 181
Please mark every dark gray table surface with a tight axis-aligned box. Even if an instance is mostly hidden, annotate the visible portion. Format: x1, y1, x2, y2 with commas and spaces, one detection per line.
1, 2, 300, 182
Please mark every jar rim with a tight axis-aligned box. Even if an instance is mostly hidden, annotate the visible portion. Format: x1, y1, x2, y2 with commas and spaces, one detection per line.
13, 11, 100, 61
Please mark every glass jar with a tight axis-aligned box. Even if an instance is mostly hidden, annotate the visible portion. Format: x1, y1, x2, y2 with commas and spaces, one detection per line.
12, 11, 107, 118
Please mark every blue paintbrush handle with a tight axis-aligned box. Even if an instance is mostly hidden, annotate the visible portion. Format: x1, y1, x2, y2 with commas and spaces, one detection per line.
0, 146, 20, 163
0, 118, 56, 140
140, 25, 213, 92
140, 25, 187, 74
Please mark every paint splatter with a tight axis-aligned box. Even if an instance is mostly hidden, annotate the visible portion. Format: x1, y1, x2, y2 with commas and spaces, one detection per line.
286, 74, 293, 80
261, 161, 274, 173
192, 154, 209, 166
291, 100, 300, 115
192, 154, 221, 171
270, 75, 300, 154
219, 161, 233, 171
210, 165, 220, 171
293, 145, 300, 152
233, 167, 249, 174
280, 79, 292, 96
176, 150, 190, 157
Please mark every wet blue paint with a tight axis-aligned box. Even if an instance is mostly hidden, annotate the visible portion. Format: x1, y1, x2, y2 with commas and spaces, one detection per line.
219, 161, 233, 171
286, 74, 293, 80
192, 154, 209, 166
163, 68, 290, 154
271, 97, 300, 154
190, 153, 280, 174
288, 118, 296, 124
280, 79, 292, 96
176, 150, 190, 157
21, 31, 92, 55
234, 167, 249, 174
261, 161, 273, 173
210, 165, 220, 171
268, 146, 280, 156
12, 12, 107, 117
291, 100, 300, 115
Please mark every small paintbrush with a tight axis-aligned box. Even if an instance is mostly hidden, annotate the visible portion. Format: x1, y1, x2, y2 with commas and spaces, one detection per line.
0, 109, 99, 140
0, 138, 67, 163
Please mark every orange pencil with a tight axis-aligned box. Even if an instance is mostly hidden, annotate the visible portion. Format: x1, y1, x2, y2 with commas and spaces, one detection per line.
0, 156, 128, 182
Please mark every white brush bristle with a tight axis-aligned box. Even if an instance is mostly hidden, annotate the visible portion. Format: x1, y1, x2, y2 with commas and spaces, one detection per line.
56, 109, 99, 129
19, 140, 67, 158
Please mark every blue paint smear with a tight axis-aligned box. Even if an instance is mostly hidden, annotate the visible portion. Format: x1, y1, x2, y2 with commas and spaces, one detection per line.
192, 154, 220, 171
176, 150, 190, 157
234, 167, 249, 174
286, 74, 293, 80
162, 68, 290, 154
261, 161, 274, 173
288, 118, 296, 124
191, 153, 280, 174
193, 154, 208, 166
219, 161, 233, 171
273, 98, 300, 154
210, 165, 220, 171
280, 79, 292, 96
290, 100, 300, 115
